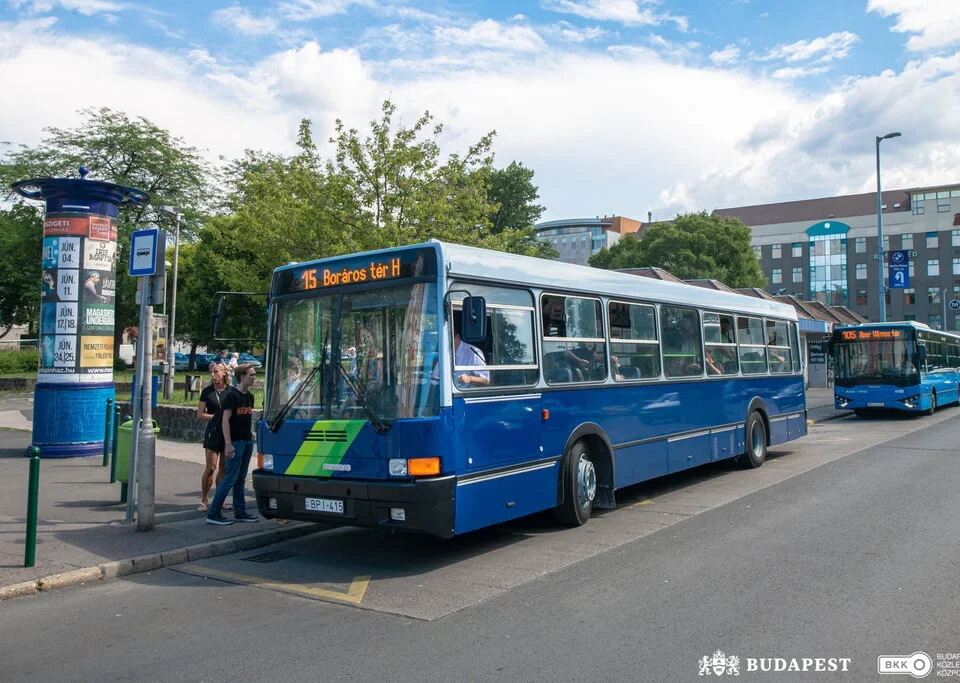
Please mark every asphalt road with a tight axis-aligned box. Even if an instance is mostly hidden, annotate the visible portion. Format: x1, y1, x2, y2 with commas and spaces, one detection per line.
1, 412, 958, 681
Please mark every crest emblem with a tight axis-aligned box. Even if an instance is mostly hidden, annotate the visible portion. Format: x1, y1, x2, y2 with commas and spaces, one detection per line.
698, 650, 741, 676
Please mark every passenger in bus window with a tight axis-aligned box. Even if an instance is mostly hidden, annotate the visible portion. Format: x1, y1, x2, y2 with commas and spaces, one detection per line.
453, 310, 489, 387
569, 341, 606, 381
705, 348, 723, 375
720, 318, 734, 343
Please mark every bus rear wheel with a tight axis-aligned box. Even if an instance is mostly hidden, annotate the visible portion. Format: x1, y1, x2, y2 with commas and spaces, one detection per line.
740, 411, 767, 469
554, 440, 596, 526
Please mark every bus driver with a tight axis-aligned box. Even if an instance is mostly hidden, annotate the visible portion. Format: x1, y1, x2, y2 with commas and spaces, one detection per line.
453, 310, 489, 388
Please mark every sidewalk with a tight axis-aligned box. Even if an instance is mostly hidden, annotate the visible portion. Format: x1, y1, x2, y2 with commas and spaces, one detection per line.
0, 395, 320, 598
805, 386, 852, 423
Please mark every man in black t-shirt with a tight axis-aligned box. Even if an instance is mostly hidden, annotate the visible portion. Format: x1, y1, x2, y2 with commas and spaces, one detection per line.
207, 363, 259, 525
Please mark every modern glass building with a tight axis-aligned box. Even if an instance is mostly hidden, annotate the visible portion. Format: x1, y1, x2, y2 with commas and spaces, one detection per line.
715, 184, 960, 329
534, 216, 644, 266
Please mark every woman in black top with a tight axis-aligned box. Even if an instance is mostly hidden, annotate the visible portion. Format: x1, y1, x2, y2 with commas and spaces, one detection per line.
197, 363, 229, 513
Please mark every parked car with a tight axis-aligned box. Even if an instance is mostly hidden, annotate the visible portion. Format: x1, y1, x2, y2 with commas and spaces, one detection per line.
194, 353, 217, 371
174, 352, 189, 370
237, 352, 262, 368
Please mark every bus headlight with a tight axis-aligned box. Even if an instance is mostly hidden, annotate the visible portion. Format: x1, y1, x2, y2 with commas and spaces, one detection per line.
901, 395, 919, 408
389, 458, 407, 476
835, 395, 849, 408
261, 454, 274, 471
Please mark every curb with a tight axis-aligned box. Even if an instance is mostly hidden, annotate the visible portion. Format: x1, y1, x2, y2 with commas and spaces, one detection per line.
808, 410, 854, 425
0, 522, 321, 601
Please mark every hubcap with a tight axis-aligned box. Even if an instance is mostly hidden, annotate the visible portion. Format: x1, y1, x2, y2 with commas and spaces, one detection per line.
577, 454, 597, 510
751, 422, 764, 459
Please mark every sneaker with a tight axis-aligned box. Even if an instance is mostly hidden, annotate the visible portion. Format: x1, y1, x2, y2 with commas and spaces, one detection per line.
206, 513, 234, 525
234, 511, 260, 523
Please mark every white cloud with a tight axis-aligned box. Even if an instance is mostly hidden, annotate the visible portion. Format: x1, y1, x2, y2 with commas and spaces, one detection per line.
541, 0, 688, 30
211, 6, 279, 36
710, 44, 739, 66
8, 0, 127, 15
868, 0, 960, 51
771, 65, 831, 80
277, 0, 367, 21
761, 31, 859, 64
435, 20, 546, 53
550, 21, 605, 43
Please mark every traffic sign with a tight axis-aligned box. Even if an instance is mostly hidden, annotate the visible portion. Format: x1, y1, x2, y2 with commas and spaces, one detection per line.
950, 299, 960, 311
128, 228, 166, 277
889, 263, 909, 288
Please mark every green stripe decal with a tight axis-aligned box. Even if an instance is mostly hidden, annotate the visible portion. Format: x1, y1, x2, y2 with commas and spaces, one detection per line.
284, 420, 367, 477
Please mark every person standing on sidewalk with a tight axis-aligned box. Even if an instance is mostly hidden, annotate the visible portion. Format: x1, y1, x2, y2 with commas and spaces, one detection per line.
207, 363, 259, 525
196, 363, 229, 513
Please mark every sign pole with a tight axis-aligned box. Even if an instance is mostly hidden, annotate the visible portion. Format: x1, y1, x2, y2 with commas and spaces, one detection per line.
125, 276, 149, 522
137, 304, 156, 531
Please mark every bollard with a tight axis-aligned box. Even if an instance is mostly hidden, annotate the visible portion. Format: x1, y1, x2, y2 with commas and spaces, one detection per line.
102, 398, 113, 466
25, 445, 40, 568
110, 405, 120, 483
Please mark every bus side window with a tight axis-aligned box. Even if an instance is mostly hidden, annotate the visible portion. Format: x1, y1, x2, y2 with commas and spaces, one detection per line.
737, 316, 768, 374
660, 305, 702, 378
608, 301, 660, 381
542, 294, 606, 384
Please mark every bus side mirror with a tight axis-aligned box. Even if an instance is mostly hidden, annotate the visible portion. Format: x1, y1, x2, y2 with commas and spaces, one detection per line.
461, 295, 487, 343
212, 295, 226, 337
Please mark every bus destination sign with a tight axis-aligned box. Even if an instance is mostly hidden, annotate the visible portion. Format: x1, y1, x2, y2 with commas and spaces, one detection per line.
841, 329, 903, 341
274, 247, 438, 296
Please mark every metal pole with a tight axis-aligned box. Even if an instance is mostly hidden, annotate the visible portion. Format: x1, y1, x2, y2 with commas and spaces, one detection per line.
164, 211, 181, 399
126, 276, 150, 522
24, 445, 40, 567
102, 397, 113, 466
110, 404, 120, 483
137, 304, 156, 531
876, 136, 886, 323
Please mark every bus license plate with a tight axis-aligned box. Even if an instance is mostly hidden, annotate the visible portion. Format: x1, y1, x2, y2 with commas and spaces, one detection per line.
305, 497, 344, 514
868, 402, 884, 407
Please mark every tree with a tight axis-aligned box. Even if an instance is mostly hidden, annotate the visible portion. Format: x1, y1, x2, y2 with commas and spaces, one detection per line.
488, 161, 545, 233
0, 107, 212, 349
589, 212, 766, 289
0, 204, 42, 337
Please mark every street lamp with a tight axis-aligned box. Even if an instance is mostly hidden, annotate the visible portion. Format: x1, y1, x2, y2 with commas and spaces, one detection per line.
876, 131, 901, 322
158, 206, 181, 399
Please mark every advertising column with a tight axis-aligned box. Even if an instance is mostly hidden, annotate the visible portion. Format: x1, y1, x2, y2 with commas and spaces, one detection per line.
13, 171, 149, 457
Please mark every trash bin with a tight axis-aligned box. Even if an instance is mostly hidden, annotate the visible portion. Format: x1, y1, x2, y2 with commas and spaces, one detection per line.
129, 375, 159, 409
115, 418, 160, 484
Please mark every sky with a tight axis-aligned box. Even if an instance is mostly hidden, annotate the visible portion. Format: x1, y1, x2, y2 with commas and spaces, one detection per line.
2, 0, 959, 222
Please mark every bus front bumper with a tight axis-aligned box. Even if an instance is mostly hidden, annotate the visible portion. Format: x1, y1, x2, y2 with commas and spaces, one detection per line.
252, 470, 456, 539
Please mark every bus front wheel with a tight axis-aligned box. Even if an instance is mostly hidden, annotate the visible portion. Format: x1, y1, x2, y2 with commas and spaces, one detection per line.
554, 440, 596, 526
926, 391, 937, 415
740, 411, 767, 469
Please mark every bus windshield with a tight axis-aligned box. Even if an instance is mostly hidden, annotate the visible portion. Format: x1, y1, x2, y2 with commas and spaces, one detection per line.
833, 337, 918, 384
266, 282, 439, 423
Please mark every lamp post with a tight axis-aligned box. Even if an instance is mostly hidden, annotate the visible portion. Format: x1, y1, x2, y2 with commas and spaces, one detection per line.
159, 206, 181, 399
876, 131, 901, 322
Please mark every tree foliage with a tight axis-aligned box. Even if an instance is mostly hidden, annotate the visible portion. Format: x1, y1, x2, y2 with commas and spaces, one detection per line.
0, 204, 42, 337
589, 212, 766, 289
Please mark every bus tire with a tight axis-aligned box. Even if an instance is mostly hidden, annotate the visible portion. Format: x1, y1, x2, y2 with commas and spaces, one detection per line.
926, 390, 937, 415
554, 440, 596, 526
740, 411, 767, 469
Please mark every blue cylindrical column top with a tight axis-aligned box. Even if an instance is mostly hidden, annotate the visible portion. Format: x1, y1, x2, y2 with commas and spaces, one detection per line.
11, 173, 150, 217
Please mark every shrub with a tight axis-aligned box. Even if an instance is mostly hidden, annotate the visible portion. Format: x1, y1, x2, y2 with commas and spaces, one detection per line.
0, 349, 40, 374
114, 357, 128, 371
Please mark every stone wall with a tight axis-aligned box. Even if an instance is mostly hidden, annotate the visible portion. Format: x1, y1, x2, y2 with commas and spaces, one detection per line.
116, 401, 264, 441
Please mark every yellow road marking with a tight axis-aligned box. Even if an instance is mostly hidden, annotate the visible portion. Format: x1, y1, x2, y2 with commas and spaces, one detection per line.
631, 499, 655, 507
196, 566, 371, 604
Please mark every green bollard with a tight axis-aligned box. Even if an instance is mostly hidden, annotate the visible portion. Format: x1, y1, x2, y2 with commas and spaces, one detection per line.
25, 445, 40, 568
102, 398, 113, 466
110, 405, 120, 484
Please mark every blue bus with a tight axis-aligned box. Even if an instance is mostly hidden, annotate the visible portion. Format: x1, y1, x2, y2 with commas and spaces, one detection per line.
251, 241, 807, 538
831, 321, 960, 415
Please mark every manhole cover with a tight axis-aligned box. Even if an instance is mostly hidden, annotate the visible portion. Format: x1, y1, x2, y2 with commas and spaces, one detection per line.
243, 550, 298, 564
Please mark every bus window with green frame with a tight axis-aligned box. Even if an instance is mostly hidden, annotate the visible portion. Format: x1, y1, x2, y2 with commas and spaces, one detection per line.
661, 305, 703, 378
737, 316, 768, 374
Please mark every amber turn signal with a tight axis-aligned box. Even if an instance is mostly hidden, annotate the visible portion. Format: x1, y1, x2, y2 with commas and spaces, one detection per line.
542, 409, 550, 421
407, 457, 440, 476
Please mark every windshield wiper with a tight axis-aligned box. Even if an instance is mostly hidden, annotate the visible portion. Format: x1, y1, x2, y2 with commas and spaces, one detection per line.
336, 363, 390, 434
268, 329, 328, 434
